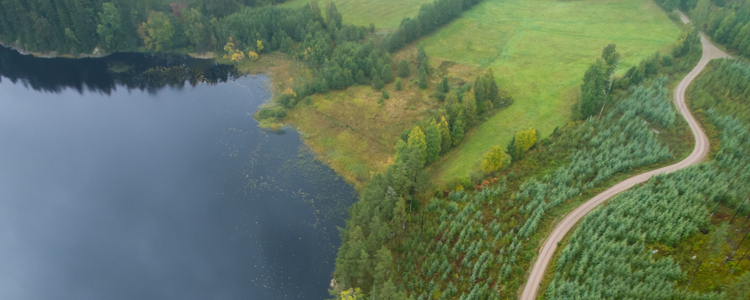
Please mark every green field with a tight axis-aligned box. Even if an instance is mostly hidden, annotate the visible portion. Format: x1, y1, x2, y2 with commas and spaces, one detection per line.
279, 0, 431, 28
423, 0, 681, 185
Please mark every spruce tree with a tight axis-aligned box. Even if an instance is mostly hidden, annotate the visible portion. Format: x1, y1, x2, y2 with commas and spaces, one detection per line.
418, 64, 428, 89
424, 121, 442, 163
398, 59, 410, 77
381, 64, 393, 83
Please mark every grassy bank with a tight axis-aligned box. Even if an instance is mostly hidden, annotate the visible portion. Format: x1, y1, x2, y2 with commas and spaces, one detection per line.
423, 0, 681, 185
283, 45, 490, 187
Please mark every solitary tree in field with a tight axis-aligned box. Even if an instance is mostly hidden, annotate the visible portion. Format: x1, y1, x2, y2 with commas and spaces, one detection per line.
482, 145, 506, 173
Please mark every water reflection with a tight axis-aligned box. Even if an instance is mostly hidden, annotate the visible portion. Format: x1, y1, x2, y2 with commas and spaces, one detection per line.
0, 50, 356, 299
0, 45, 241, 94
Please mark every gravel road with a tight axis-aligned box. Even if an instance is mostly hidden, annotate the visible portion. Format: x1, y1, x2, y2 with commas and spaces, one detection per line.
519, 13, 731, 300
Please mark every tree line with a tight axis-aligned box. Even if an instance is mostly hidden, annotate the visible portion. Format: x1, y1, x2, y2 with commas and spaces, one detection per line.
0, 0, 288, 54
681, 0, 750, 59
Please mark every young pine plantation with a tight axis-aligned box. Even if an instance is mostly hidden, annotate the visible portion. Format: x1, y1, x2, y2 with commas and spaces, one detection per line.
331, 38, 707, 298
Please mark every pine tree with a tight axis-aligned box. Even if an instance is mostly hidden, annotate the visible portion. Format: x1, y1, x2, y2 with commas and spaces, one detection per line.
486, 70, 500, 105
325, 1, 343, 29
418, 64, 428, 89
373, 73, 384, 90
381, 64, 393, 83
373, 246, 393, 285
407, 126, 427, 166
398, 59, 410, 77
462, 90, 478, 125
424, 120, 442, 163
506, 135, 521, 163
451, 114, 466, 147
474, 75, 487, 113
438, 117, 452, 153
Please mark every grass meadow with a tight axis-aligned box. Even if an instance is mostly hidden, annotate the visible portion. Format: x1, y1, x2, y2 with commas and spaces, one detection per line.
422, 0, 681, 185
279, 0, 431, 28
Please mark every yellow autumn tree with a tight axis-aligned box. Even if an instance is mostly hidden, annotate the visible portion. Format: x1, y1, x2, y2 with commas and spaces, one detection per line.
515, 128, 537, 152
256, 39, 264, 52
482, 145, 505, 173
339, 288, 364, 300
223, 36, 242, 61
230, 51, 245, 62
407, 126, 427, 167
247, 50, 258, 61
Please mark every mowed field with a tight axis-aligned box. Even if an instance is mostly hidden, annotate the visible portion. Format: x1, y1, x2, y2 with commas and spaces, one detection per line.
422, 0, 681, 185
279, 0, 431, 28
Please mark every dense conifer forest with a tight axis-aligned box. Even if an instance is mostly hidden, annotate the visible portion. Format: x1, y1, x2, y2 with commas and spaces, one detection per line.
657, 0, 750, 59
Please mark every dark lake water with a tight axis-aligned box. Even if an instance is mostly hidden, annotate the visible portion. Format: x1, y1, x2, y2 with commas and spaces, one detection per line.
0, 46, 356, 300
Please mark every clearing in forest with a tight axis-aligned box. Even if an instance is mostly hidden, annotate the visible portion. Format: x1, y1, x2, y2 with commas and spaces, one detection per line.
279, 0, 432, 28
423, 0, 681, 185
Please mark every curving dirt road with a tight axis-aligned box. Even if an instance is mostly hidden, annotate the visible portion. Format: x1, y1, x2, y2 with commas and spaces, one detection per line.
519, 14, 731, 300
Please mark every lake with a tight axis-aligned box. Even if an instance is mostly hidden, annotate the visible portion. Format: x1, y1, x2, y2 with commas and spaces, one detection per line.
0, 46, 356, 300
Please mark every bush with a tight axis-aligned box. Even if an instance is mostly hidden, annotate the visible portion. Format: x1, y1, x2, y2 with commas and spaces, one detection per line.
278, 93, 296, 108
256, 108, 276, 120
274, 107, 287, 119
382, 90, 390, 99
396, 78, 402, 90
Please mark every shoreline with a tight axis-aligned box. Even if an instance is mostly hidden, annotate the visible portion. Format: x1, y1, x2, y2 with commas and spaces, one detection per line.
0, 41, 216, 60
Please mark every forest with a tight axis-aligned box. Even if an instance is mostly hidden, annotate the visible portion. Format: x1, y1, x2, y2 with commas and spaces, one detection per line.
689, 59, 750, 124
0, 0, 286, 54
329, 34, 709, 298
655, 0, 750, 59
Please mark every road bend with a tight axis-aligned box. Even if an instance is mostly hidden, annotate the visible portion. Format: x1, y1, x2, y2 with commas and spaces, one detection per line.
519, 13, 731, 300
